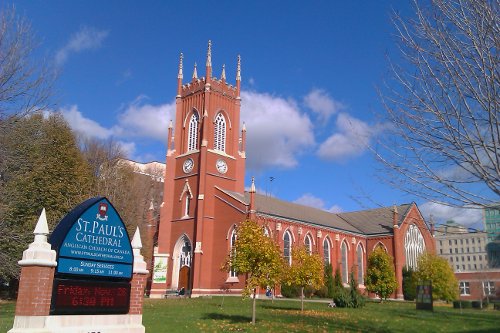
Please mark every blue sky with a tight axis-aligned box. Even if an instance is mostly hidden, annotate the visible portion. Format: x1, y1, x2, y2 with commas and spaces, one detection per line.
11, 0, 484, 228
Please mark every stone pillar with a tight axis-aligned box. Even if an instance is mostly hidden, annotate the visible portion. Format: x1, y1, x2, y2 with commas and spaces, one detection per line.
129, 228, 150, 319
9, 209, 57, 332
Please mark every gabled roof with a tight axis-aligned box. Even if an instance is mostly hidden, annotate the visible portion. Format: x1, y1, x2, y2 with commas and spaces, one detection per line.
218, 188, 414, 236
338, 204, 412, 235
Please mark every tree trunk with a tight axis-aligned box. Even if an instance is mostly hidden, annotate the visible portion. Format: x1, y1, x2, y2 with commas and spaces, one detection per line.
301, 286, 304, 311
252, 288, 256, 324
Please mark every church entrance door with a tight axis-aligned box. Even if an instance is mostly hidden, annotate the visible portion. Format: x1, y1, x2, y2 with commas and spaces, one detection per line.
178, 266, 190, 291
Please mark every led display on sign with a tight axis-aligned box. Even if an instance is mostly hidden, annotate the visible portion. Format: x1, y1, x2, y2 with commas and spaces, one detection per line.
51, 279, 130, 315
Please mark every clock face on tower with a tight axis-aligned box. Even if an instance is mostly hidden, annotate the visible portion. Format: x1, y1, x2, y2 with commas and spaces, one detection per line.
216, 159, 228, 174
183, 158, 194, 173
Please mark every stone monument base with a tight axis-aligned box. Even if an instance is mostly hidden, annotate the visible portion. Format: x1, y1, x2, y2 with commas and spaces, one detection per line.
8, 314, 145, 333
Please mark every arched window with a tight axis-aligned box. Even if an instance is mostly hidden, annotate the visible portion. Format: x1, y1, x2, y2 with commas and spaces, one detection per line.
180, 236, 192, 267
230, 229, 237, 278
284, 231, 292, 265
323, 238, 331, 264
405, 224, 426, 269
188, 112, 199, 151
357, 244, 364, 285
263, 227, 270, 237
341, 241, 348, 284
304, 234, 312, 254
214, 113, 226, 152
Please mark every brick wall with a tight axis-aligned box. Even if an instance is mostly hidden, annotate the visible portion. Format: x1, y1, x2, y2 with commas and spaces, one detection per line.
15, 266, 55, 316
129, 273, 147, 314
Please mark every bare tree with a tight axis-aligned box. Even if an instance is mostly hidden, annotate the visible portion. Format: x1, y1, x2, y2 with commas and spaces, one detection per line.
376, 0, 499, 208
0, 6, 54, 123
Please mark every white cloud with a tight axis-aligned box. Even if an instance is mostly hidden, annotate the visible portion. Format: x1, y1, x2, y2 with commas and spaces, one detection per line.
420, 202, 483, 228
60, 105, 112, 139
59, 97, 175, 154
317, 113, 384, 161
56, 26, 109, 65
304, 89, 345, 121
241, 90, 315, 171
114, 96, 175, 142
116, 141, 136, 157
293, 193, 343, 213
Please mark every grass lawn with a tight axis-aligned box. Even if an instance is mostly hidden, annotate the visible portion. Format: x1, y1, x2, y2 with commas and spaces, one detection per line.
1, 297, 499, 332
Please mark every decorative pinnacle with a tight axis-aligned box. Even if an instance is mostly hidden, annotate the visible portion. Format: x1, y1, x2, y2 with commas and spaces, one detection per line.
206, 40, 212, 68
178, 53, 183, 79
242, 122, 246, 132
132, 227, 143, 250
236, 55, 241, 81
168, 119, 173, 129
221, 64, 226, 81
192, 62, 198, 79
33, 208, 49, 235
393, 204, 398, 214
250, 177, 256, 193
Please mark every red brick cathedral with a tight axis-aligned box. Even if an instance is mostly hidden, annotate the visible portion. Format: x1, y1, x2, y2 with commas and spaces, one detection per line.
150, 42, 435, 299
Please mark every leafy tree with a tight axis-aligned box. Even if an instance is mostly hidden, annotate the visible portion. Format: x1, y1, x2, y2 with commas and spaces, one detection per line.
333, 267, 343, 288
376, 0, 499, 207
222, 220, 284, 324
414, 253, 458, 302
0, 113, 93, 281
365, 247, 397, 301
324, 263, 334, 298
285, 246, 324, 311
402, 266, 417, 301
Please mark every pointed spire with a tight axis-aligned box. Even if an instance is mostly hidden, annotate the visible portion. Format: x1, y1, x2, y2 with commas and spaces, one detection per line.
178, 53, 183, 79
206, 40, 212, 68
236, 55, 241, 98
236, 55, 241, 81
250, 177, 256, 193
192, 62, 198, 79
132, 227, 143, 250
242, 122, 246, 132
221, 64, 226, 81
168, 119, 173, 129
33, 208, 49, 236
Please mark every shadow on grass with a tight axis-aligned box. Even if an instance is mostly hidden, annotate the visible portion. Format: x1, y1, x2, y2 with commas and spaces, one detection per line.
202, 312, 252, 324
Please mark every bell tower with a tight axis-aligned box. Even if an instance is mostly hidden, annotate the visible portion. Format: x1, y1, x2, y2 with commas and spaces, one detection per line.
150, 41, 246, 298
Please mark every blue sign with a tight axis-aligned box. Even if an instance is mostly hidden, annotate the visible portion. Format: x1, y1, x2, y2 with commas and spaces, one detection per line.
50, 197, 133, 280
58, 258, 132, 278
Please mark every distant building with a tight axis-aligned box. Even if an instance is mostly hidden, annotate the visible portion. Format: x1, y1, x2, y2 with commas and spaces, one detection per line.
484, 204, 500, 242
456, 270, 499, 301
435, 221, 489, 272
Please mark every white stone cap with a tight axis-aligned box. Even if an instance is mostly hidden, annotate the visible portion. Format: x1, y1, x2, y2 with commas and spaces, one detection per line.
132, 227, 149, 274
18, 208, 57, 267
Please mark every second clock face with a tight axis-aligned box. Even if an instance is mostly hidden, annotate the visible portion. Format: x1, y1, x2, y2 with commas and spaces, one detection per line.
183, 158, 194, 173
216, 159, 228, 174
